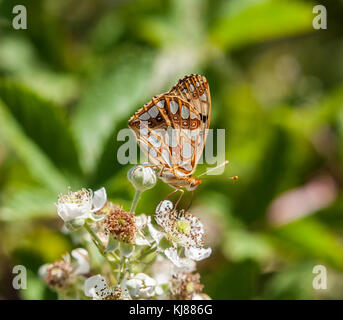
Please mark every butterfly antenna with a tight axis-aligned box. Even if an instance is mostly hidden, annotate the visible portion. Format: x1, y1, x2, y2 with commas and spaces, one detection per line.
203, 176, 239, 180
198, 160, 230, 177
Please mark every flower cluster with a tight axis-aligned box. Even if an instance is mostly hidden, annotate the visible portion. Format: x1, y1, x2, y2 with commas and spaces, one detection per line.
40, 165, 212, 300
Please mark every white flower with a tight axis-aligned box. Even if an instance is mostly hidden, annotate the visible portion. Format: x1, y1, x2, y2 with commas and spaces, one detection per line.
57, 187, 107, 222
84, 274, 129, 300
125, 273, 157, 299
154, 200, 211, 265
155, 200, 204, 248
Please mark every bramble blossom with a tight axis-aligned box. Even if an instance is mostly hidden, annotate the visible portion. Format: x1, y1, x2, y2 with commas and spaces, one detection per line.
154, 200, 212, 265
57, 187, 107, 223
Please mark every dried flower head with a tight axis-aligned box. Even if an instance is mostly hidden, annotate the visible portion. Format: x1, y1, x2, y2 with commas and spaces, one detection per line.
42, 258, 74, 289
101, 203, 137, 244
39, 249, 90, 291
170, 272, 204, 300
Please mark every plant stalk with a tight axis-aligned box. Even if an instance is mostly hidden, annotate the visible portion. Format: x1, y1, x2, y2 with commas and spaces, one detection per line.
130, 190, 142, 214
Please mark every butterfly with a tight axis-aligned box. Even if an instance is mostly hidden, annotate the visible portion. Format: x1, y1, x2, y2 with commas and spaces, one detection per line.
128, 74, 211, 194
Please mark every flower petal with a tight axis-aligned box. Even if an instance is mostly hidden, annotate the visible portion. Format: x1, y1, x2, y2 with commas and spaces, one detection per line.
84, 274, 108, 299
147, 216, 164, 244
135, 234, 150, 246
135, 214, 148, 229
164, 247, 196, 270
57, 203, 87, 222
155, 200, 173, 215
185, 247, 212, 261
91, 187, 107, 212
71, 248, 90, 275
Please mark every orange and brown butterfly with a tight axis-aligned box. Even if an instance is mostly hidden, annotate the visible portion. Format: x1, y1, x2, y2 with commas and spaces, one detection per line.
128, 74, 212, 194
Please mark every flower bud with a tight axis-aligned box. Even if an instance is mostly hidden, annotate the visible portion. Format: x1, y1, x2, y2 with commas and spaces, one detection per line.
127, 165, 157, 192
104, 235, 119, 254
120, 242, 135, 258
65, 217, 85, 231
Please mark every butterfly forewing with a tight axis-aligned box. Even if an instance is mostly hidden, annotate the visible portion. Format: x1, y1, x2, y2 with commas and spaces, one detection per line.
169, 74, 211, 128
168, 74, 211, 165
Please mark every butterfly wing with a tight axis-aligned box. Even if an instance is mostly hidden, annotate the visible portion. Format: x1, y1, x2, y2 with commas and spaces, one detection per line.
128, 95, 202, 175
168, 74, 211, 165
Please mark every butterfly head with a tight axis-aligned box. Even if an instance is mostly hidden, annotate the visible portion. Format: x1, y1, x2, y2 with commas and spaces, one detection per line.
186, 177, 203, 191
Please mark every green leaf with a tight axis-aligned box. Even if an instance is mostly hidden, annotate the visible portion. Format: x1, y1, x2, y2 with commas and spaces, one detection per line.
262, 261, 318, 299
0, 99, 68, 193
223, 230, 275, 264
0, 80, 82, 179
204, 260, 260, 299
210, 0, 314, 50
0, 187, 56, 221
90, 119, 133, 187
270, 217, 343, 270
71, 50, 155, 173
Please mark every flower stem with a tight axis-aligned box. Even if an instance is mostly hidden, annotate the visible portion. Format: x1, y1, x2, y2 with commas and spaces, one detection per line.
138, 245, 157, 260
130, 190, 142, 214
84, 223, 120, 266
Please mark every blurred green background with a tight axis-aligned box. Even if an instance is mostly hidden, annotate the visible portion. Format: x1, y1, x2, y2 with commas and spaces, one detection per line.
0, 0, 343, 299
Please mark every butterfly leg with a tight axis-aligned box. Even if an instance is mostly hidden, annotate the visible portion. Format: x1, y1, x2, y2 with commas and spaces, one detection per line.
158, 165, 166, 177
174, 189, 184, 210
185, 191, 194, 211
163, 188, 178, 201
